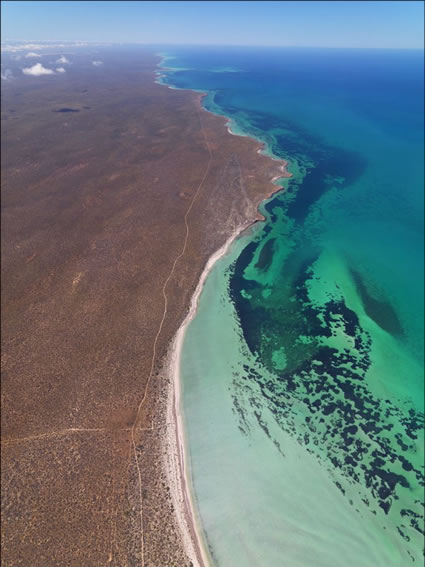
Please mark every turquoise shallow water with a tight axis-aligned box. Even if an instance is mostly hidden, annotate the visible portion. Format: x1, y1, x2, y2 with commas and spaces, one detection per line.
159, 47, 424, 565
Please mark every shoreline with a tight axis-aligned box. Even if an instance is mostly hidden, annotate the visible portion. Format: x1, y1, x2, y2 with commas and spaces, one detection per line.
156, 54, 293, 567
163, 228, 248, 567
154, 50, 425, 567
154, 54, 292, 193
1, 47, 293, 566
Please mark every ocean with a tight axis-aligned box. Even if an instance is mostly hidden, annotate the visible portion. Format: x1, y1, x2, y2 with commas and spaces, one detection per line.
158, 46, 424, 566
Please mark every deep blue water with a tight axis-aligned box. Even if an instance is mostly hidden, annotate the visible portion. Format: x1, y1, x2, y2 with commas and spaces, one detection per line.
159, 47, 424, 565
160, 44, 424, 360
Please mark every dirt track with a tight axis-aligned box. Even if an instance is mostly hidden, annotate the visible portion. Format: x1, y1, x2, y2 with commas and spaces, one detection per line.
1, 47, 286, 566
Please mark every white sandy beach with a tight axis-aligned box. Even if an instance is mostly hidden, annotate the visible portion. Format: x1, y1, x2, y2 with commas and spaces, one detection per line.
162, 229, 248, 567
156, 53, 291, 567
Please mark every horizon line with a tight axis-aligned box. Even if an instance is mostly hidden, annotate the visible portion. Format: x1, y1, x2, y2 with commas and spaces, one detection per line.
2, 39, 424, 50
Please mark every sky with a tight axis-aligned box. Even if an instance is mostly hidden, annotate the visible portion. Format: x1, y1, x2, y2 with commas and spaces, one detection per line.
1, 1, 424, 49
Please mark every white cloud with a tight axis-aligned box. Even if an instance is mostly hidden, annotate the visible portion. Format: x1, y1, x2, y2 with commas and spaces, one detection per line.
1, 69, 13, 81
56, 56, 70, 64
25, 52, 41, 58
22, 63, 55, 76
56, 67, 66, 73
1, 41, 102, 53
92, 60, 103, 67
2, 43, 44, 52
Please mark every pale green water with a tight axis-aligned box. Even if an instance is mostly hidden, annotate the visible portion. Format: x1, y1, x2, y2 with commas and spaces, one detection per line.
181, 224, 423, 566
167, 47, 424, 566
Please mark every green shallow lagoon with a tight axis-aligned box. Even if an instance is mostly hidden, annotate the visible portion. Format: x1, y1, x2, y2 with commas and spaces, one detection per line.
161, 47, 424, 565
181, 225, 423, 566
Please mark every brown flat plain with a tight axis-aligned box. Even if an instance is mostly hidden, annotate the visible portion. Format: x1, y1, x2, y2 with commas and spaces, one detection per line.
1, 47, 286, 566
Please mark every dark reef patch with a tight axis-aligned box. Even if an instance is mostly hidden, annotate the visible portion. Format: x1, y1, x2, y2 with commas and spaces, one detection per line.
53, 108, 81, 113
207, 102, 368, 224
168, 48, 424, 563
229, 232, 424, 546
284, 147, 367, 222
350, 268, 404, 337
255, 238, 275, 271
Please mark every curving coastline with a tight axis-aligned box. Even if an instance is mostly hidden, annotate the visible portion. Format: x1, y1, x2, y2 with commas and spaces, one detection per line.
156, 56, 292, 567
2, 46, 291, 566
156, 48, 425, 567
3, 44, 421, 567
163, 230, 244, 567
